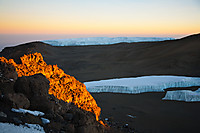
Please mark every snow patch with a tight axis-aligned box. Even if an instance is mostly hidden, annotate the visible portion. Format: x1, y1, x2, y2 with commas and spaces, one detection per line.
162, 88, 200, 102
195, 88, 200, 92
0, 122, 45, 133
24, 123, 44, 132
0, 112, 7, 118
85, 76, 200, 94
42, 37, 174, 46
127, 114, 136, 119
11, 108, 44, 116
41, 118, 50, 124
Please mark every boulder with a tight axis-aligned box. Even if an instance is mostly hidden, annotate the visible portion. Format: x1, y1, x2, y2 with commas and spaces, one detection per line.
14, 73, 49, 99
14, 74, 51, 113
0, 61, 18, 81
0, 61, 17, 96
5, 93, 30, 109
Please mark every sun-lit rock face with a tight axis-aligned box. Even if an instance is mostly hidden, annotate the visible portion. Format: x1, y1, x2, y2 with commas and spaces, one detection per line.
0, 52, 101, 121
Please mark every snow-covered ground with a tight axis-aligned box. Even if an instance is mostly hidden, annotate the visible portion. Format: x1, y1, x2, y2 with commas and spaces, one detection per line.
11, 108, 44, 116
84, 76, 200, 94
163, 88, 200, 102
0, 123, 45, 133
42, 37, 174, 46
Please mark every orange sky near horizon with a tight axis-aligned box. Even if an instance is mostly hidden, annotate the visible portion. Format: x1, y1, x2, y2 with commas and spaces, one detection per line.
0, 0, 200, 37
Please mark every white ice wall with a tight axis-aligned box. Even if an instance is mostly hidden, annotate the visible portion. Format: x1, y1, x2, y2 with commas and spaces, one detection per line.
84, 76, 200, 94
163, 88, 200, 102
42, 37, 174, 46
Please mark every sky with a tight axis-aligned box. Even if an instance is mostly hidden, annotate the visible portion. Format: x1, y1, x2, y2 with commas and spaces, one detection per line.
0, 0, 200, 47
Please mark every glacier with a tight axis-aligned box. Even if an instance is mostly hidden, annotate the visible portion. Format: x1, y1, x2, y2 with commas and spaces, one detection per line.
42, 37, 174, 46
84, 76, 200, 94
162, 88, 200, 102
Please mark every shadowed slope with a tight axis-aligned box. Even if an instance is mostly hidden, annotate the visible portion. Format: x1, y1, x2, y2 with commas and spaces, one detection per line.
0, 33, 199, 82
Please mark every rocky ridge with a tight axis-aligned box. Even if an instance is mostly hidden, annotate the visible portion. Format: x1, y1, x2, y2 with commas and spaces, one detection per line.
0, 61, 109, 133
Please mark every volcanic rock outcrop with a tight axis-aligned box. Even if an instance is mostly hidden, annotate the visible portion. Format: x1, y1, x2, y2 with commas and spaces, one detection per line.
0, 57, 105, 133
0, 52, 101, 121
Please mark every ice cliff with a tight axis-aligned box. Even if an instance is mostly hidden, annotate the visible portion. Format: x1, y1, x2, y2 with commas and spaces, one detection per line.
163, 88, 200, 102
42, 37, 174, 46
84, 76, 200, 94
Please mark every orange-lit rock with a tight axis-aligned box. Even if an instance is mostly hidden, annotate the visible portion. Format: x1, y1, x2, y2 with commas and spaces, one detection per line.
0, 52, 101, 121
